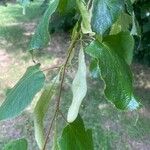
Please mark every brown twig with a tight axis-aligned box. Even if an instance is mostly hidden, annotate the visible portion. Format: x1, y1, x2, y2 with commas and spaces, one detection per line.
42, 65, 61, 72
42, 109, 58, 150
42, 29, 80, 150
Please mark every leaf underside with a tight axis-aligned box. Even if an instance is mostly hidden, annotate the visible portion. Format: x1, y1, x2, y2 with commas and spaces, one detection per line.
91, 0, 124, 35
0, 64, 45, 121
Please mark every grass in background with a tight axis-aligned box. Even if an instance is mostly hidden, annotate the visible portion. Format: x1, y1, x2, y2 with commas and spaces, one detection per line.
0, 2, 42, 25
60, 78, 150, 150
0, 1, 42, 52
0, 1, 55, 149
0, 1, 150, 150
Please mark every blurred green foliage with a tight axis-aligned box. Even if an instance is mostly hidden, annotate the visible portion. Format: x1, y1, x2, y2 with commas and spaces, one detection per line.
133, 0, 150, 66
49, 0, 78, 33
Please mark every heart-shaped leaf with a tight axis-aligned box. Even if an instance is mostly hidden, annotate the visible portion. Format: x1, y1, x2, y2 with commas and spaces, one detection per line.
86, 40, 140, 110
59, 116, 94, 150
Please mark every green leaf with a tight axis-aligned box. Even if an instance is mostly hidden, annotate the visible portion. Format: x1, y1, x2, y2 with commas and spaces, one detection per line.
91, 0, 124, 35
131, 12, 141, 36
125, 0, 133, 15
59, 116, 94, 150
34, 75, 59, 149
67, 48, 87, 123
110, 12, 132, 35
89, 59, 100, 79
58, 0, 76, 14
29, 0, 60, 51
86, 40, 140, 110
3, 138, 27, 150
0, 64, 45, 121
76, 0, 92, 34
103, 31, 134, 65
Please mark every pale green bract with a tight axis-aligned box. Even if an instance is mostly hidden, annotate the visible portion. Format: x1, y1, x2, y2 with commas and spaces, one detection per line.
17, 0, 30, 15
86, 40, 140, 110
67, 48, 87, 123
0, 64, 45, 121
52, 121, 59, 150
29, 0, 60, 51
76, 0, 93, 34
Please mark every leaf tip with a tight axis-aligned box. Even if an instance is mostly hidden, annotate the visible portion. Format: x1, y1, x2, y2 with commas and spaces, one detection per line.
127, 96, 141, 111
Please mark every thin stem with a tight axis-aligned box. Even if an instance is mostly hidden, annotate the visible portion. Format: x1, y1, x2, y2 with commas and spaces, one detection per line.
56, 33, 80, 108
42, 109, 58, 150
42, 29, 80, 150
42, 65, 61, 72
